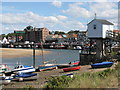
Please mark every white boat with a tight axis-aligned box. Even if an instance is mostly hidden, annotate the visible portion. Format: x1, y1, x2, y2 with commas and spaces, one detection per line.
12, 65, 35, 74
12, 65, 37, 81
0, 73, 12, 84
0, 64, 9, 73
73, 46, 82, 50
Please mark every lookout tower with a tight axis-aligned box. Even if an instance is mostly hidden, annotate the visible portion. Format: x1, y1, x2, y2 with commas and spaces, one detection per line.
79, 18, 114, 65
87, 18, 114, 61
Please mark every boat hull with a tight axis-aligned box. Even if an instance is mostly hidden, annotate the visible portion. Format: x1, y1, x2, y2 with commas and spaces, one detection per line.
12, 65, 35, 74
14, 73, 37, 78
71, 61, 80, 65
63, 66, 80, 72
38, 65, 58, 71
91, 62, 114, 68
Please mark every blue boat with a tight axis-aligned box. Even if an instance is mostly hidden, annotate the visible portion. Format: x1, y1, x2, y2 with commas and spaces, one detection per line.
12, 65, 35, 73
91, 62, 114, 68
14, 73, 37, 78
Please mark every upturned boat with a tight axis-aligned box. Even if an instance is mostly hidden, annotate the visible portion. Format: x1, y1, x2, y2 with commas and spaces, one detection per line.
63, 65, 80, 72
91, 62, 114, 68
70, 60, 80, 65
38, 65, 58, 71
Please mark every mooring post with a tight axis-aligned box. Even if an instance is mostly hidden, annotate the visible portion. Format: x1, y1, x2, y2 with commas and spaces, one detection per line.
33, 43, 35, 68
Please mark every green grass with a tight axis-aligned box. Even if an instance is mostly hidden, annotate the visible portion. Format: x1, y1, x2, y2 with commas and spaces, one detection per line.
45, 63, 119, 88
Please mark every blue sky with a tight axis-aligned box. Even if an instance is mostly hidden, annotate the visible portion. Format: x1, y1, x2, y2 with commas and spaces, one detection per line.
1, 1, 118, 34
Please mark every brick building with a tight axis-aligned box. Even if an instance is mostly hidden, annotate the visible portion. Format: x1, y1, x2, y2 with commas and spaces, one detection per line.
15, 26, 49, 43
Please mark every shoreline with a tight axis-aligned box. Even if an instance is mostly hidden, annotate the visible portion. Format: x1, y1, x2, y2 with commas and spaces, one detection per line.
0, 48, 51, 58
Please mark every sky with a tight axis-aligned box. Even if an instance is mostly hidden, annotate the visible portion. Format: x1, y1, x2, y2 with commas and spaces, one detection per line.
1, 0, 119, 34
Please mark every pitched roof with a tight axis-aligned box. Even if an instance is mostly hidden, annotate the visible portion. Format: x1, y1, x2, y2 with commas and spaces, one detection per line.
96, 19, 114, 25
87, 19, 114, 25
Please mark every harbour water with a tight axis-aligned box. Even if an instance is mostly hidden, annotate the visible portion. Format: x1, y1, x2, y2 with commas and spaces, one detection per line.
2, 49, 80, 69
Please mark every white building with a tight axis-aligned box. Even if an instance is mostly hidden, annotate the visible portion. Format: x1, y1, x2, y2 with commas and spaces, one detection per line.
1, 37, 9, 44
87, 19, 114, 39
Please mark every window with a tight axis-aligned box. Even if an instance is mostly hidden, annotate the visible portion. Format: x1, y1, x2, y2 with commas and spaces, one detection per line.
93, 25, 96, 29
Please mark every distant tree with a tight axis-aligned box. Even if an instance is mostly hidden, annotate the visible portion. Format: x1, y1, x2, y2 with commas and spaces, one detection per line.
54, 31, 65, 35
7, 33, 16, 37
67, 30, 80, 34
0, 34, 6, 39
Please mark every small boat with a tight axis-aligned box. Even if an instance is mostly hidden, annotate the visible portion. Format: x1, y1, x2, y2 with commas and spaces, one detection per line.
70, 60, 80, 65
13, 72, 37, 78
63, 65, 80, 72
73, 46, 82, 50
11, 65, 37, 81
38, 65, 58, 71
12, 65, 35, 73
91, 62, 114, 68
0, 64, 9, 73
55, 43, 65, 49
0, 73, 12, 84
57, 64, 70, 69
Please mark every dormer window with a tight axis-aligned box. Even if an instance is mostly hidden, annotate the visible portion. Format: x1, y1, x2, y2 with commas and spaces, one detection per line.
93, 24, 96, 29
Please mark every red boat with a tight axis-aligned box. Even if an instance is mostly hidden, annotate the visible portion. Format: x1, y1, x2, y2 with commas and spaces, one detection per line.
63, 66, 80, 72
71, 61, 80, 65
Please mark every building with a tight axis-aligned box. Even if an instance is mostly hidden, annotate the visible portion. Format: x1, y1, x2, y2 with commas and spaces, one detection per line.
77, 31, 88, 45
45, 34, 64, 43
15, 26, 49, 43
87, 19, 114, 39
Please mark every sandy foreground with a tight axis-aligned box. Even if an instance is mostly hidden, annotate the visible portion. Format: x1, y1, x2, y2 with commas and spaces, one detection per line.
0, 48, 51, 58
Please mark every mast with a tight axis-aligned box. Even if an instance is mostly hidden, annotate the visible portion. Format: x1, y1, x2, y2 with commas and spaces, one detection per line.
33, 43, 36, 68
94, 13, 97, 19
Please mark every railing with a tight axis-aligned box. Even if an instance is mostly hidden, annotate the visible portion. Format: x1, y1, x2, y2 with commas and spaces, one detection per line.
106, 30, 120, 41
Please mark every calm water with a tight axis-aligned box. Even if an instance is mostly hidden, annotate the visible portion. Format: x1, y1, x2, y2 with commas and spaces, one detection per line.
2, 49, 80, 69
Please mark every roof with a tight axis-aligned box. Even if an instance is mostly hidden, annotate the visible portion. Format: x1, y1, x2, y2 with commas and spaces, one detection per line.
113, 30, 120, 32
87, 19, 114, 25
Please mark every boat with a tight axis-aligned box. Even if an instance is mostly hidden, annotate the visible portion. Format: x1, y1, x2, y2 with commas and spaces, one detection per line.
12, 65, 35, 73
11, 65, 37, 81
91, 62, 114, 68
73, 46, 82, 50
38, 65, 58, 71
13, 72, 37, 78
70, 60, 80, 65
55, 43, 65, 49
0, 73, 12, 84
0, 64, 9, 73
63, 65, 80, 72
57, 64, 70, 69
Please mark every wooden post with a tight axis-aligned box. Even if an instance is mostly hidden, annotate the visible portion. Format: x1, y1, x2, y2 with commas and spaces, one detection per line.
33, 43, 35, 68
41, 41, 44, 64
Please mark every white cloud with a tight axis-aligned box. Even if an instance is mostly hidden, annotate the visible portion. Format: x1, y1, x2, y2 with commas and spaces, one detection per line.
52, 0, 62, 7
62, 2, 118, 29
63, 2, 118, 19
56, 15, 67, 20
1, 11, 86, 34
89, 2, 118, 18
63, 3, 90, 18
